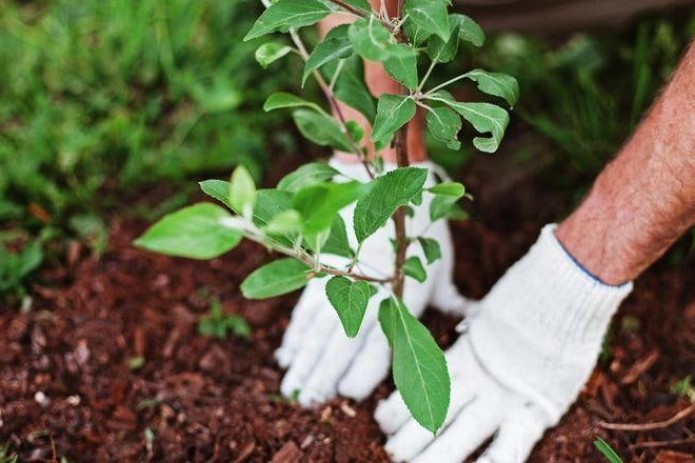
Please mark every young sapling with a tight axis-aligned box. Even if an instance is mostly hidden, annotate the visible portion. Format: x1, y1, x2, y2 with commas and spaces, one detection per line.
136, 0, 517, 433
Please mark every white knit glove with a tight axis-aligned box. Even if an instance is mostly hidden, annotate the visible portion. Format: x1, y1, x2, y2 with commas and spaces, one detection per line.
276, 158, 472, 407
376, 225, 633, 463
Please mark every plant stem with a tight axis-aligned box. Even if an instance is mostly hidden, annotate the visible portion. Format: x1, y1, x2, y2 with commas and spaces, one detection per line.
392, 0, 409, 299
224, 218, 392, 284
425, 74, 470, 97
418, 60, 438, 94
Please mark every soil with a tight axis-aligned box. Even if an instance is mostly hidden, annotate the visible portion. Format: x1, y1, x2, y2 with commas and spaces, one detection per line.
1, 148, 694, 462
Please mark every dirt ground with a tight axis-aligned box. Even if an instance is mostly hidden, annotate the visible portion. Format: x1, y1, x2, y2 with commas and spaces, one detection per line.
1, 148, 694, 462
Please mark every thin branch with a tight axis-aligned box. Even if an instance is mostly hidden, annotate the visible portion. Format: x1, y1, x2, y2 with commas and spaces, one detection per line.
597, 403, 695, 432
418, 60, 438, 94
630, 436, 695, 450
391, 0, 410, 299
328, 0, 369, 18
425, 74, 470, 97
329, 59, 345, 91
223, 217, 392, 284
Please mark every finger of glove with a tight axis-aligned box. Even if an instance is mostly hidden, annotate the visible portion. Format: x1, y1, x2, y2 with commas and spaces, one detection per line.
381, 379, 477, 461
409, 397, 506, 463
476, 403, 549, 463
297, 297, 382, 407
279, 303, 338, 400
375, 390, 410, 435
275, 280, 326, 368
337, 321, 391, 401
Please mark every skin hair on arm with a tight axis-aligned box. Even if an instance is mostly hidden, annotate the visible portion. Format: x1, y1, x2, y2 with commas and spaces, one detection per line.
319, 0, 428, 163
556, 42, 695, 285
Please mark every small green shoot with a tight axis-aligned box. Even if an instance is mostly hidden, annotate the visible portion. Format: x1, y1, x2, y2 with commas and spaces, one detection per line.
198, 299, 251, 340
594, 438, 623, 463
671, 376, 695, 402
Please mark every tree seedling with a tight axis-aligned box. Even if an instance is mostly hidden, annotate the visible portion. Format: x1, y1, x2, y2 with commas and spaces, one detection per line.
136, 0, 517, 433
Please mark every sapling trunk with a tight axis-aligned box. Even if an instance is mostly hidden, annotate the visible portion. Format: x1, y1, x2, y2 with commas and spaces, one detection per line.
392, 0, 411, 299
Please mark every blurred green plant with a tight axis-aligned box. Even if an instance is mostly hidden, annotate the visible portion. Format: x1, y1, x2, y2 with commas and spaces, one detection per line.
0, 0, 297, 298
671, 376, 695, 402
198, 298, 251, 340
0, 0, 291, 226
0, 443, 18, 463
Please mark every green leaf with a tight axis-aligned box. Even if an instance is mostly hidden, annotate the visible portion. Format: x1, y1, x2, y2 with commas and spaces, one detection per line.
430, 195, 460, 222
428, 181, 465, 197
427, 26, 459, 63
346, 120, 365, 143
452, 14, 484, 47
383, 43, 419, 91
303, 25, 353, 86
326, 276, 374, 337
199, 179, 234, 210
353, 167, 428, 242
253, 189, 294, 228
255, 42, 294, 68
404, 20, 432, 46
230, 165, 256, 218
404, 256, 427, 282
425, 106, 461, 150
464, 69, 520, 108
263, 209, 302, 234
418, 237, 441, 264
264, 92, 325, 114
278, 163, 340, 192
371, 95, 416, 143
320, 215, 355, 257
240, 258, 313, 299
244, 0, 336, 41
593, 439, 623, 463
333, 58, 377, 121
135, 204, 242, 260
405, 0, 450, 41
378, 298, 450, 433
292, 109, 353, 152
427, 92, 509, 153
293, 181, 370, 235
349, 17, 394, 62
197, 183, 294, 243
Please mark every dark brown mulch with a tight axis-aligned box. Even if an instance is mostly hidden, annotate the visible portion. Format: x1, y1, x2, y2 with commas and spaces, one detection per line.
1, 152, 694, 462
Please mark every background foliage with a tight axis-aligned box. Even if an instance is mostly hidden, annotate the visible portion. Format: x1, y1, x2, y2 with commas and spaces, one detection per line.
1, 0, 693, 299
0, 0, 290, 231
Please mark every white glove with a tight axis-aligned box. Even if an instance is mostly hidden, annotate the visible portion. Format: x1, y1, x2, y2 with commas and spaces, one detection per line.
376, 225, 633, 463
276, 158, 472, 407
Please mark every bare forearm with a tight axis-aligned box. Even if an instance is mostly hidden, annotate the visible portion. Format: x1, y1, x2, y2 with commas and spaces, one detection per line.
557, 42, 695, 285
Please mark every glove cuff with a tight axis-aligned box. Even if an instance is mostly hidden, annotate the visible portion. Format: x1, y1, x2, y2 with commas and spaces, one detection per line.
511, 224, 632, 343
468, 224, 633, 423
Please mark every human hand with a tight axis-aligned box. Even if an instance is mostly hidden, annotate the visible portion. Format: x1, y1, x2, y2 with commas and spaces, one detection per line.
376, 225, 633, 462
276, 158, 472, 407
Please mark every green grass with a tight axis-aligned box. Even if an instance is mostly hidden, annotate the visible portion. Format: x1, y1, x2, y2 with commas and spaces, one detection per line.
0, 0, 299, 299
594, 438, 623, 463
0, 0, 294, 227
